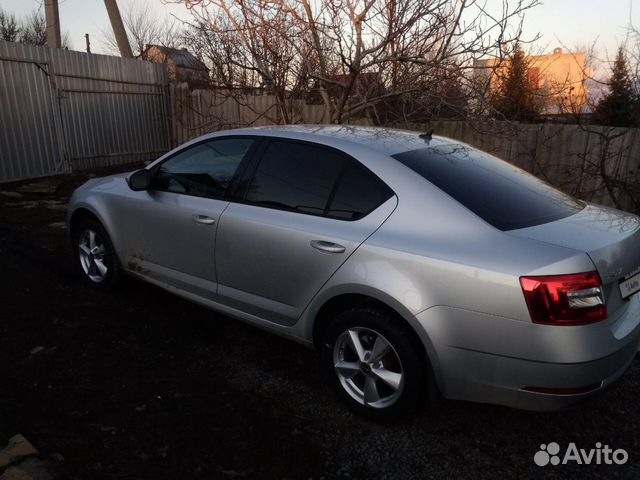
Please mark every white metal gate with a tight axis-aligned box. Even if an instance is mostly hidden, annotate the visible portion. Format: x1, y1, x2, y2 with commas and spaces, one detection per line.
0, 40, 171, 182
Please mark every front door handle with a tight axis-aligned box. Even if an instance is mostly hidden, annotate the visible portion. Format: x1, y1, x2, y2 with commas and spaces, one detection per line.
192, 215, 216, 225
310, 240, 346, 254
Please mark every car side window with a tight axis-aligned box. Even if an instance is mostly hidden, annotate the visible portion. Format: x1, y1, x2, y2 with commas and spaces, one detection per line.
245, 140, 346, 215
152, 138, 254, 199
327, 163, 394, 220
244, 139, 393, 220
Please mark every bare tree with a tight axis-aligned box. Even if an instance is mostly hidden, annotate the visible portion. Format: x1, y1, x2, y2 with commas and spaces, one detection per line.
172, 0, 541, 124
570, 29, 640, 211
0, 9, 72, 49
101, 0, 182, 56
626, 25, 640, 121
19, 10, 47, 46
179, 0, 309, 123
0, 7, 20, 42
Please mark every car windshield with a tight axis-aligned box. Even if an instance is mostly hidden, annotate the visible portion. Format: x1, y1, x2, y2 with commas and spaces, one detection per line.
392, 143, 584, 231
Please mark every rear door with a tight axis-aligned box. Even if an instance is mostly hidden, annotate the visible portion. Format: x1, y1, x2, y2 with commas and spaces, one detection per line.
215, 138, 397, 325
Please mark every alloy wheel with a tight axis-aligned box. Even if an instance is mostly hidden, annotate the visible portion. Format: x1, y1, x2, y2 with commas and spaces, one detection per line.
333, 327, 404, 408
78, 229, 108, 283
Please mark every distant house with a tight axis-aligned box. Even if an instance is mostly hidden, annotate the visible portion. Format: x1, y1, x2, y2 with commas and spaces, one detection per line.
139, 45, 209, 88
474, 47, 590, 115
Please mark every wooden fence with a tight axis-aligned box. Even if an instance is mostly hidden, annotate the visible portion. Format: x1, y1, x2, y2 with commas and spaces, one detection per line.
169, 84, 639, 212
419, 120, 640, 212
169, 86, 329, 146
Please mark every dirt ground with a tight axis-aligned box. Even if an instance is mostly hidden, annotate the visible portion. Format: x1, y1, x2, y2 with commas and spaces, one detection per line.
0, 167, 639, 479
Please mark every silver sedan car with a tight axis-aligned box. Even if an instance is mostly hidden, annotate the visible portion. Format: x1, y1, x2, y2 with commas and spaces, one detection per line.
68, 126, 640, 419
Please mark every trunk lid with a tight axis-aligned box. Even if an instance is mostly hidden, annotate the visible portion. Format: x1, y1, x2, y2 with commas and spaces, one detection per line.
509, 203, 640, 316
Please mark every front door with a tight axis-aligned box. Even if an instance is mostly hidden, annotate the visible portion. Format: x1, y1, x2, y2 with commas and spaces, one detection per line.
118, 137, 257, 298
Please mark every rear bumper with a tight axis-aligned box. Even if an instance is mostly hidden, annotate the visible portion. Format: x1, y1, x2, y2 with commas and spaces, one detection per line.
453, 337, 637, 411
415, 293, 640, 411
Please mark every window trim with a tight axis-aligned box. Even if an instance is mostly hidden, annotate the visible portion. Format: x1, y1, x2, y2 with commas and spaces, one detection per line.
235, 137, 394, 222
147, 135, 264, 201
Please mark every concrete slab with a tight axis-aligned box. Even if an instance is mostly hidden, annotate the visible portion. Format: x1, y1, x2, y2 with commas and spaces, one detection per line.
0, 436, 38, 470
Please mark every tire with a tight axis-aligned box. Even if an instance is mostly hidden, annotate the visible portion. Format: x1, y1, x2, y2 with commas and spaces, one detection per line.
321, 306, 427, 420
72, 219, 121, 290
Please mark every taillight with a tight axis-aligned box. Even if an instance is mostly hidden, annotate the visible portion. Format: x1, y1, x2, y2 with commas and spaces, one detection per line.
519, 272, 607, 325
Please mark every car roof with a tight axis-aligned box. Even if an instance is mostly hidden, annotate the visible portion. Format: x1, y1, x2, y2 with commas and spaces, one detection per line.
218, 125, 455, 155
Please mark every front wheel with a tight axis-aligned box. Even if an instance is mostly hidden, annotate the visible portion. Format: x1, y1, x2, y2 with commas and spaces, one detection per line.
72, 219, 121, 289
322, 307, 427, 420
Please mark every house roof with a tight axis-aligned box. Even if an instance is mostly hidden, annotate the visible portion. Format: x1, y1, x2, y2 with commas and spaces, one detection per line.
141, 45, 208, 71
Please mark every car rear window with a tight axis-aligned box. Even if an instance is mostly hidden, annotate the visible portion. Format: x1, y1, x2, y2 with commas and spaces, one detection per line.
392, 144, 583, 231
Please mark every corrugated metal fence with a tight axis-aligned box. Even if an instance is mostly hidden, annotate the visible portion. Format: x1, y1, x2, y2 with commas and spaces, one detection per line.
0, 40, 170, 182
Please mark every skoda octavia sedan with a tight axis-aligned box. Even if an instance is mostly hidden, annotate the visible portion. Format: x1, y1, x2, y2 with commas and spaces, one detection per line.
68, 126, 640, 419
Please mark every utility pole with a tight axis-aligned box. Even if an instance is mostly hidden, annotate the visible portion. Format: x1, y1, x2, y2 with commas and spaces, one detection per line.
103, 0, 133, 58
85, 33, 91, 54
44, 0, 61, 48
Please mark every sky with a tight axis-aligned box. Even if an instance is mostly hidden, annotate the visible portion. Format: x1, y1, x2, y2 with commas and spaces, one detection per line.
0, 0, 638, 65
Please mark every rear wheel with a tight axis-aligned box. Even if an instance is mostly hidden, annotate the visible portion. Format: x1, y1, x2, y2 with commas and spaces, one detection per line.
322, 307, 426, 420
73, 219, 120, 289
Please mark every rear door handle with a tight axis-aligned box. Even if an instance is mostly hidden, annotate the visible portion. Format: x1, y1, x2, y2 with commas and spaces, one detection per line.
192, 215, 216, 225
310, 240, 345, 254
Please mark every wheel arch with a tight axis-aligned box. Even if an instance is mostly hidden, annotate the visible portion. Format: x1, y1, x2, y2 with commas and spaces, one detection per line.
309, 289, 444, 400
312, 293, 407, 347
313, 288, 441, 362
68, 205, 120, 255
69, 207, 103, 233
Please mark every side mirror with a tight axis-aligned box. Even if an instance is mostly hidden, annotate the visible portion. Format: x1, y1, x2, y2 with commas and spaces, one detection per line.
128, 169, 152, 191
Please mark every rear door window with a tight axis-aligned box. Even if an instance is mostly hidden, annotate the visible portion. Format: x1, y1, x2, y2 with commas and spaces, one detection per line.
245, 140, 392, 220
393, 144, 583, 230
327, 163, 393, 220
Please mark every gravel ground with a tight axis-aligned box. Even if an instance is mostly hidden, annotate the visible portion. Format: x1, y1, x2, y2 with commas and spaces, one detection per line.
0, 169, 638, 479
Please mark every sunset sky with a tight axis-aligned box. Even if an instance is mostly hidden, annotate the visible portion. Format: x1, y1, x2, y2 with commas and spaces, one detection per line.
1, 0, 637, 67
